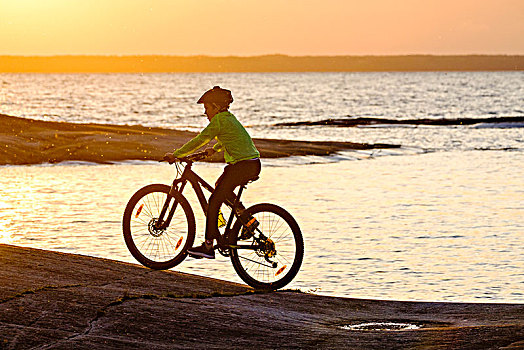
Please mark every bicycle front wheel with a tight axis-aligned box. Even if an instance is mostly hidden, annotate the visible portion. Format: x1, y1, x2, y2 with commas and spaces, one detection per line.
230, 203, 304, 290
123, 184, 195, 270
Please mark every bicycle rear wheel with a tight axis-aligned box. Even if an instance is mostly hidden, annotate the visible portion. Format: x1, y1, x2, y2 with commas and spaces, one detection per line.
230, 203, 304, 290
123, 184, 195, 270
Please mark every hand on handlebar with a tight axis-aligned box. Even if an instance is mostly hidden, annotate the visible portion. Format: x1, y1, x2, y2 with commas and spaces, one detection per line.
163, 149, 215, 163
163, 153, 178, 164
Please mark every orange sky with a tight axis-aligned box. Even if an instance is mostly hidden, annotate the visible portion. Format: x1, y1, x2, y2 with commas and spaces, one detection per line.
1, 0, 523, 56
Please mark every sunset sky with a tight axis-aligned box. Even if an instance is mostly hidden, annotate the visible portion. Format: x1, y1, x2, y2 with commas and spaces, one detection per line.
1, 0, 523, 56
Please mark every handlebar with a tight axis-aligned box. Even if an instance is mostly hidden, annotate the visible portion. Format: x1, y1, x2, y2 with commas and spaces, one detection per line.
160, 150, 209, 164
184, 151, 209, 162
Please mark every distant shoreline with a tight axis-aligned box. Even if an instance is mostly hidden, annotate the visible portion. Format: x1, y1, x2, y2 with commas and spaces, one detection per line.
1, 54, 523, 73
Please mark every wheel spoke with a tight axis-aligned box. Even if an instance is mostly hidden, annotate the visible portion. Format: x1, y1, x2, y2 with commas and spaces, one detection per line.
231, 204, 303, 290
124, 186, 195, 269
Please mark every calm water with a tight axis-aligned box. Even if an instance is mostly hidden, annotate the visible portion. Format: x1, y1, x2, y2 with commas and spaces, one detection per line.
0, 151, 522, 302
0, 72, 523, 302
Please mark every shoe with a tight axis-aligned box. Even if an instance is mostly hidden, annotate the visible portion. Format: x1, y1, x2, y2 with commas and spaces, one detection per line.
238, 213, 259, 240
187, 241, 215, 259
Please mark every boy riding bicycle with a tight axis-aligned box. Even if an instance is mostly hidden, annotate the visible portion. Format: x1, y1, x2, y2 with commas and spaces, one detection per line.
164, 86, 261, 259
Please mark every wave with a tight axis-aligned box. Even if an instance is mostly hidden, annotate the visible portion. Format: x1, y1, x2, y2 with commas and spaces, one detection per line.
276, 116, 524, 128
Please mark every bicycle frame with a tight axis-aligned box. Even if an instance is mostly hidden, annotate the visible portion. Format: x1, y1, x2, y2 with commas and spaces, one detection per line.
156, 160, 243, 240
123, 152, 303, 289
171, 161, 216, 214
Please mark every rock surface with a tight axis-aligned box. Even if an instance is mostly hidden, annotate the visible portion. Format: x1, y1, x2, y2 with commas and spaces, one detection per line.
0, 114, 399, 165
1, 244, 523, 349
276, 116, 524, 127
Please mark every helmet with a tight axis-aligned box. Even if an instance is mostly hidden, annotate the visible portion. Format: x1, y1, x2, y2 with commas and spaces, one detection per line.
197, 86, 233, 108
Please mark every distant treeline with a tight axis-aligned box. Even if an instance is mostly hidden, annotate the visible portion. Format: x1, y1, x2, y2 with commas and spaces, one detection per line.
1, 55, 523, 73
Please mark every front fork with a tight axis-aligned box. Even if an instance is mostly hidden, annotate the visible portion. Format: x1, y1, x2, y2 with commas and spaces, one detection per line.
155, 179, 186, 230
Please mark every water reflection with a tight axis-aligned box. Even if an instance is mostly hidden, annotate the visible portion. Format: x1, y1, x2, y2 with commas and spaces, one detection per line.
0, 150, 522, 302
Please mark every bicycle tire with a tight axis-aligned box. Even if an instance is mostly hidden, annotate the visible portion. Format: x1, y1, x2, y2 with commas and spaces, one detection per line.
123, 184, 195, 270
230, 203, 304, 290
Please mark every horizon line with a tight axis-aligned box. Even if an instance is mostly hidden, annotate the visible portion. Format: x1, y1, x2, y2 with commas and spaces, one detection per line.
2, 55, 522, 73
2, 53, 524, 58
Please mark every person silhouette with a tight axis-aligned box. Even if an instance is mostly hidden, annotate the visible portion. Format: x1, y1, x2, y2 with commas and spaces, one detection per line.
164, 86, 261, 258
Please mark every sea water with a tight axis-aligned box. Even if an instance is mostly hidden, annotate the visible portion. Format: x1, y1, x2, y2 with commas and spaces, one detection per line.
0, 72, 523, 302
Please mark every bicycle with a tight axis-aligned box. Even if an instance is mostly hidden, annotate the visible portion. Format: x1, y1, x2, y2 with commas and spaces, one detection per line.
122, 151, 304, 290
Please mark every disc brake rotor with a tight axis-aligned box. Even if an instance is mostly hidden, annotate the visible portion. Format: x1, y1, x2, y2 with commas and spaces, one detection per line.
148, 218, 165, 237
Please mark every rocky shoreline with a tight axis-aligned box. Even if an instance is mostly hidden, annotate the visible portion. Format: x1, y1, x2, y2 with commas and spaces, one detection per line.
276, 116, 524, 127
1, 244, 523, 349
0, 114, 399, 165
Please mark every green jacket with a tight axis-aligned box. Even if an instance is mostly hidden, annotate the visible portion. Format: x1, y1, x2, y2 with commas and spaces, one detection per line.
173, 111, 260, 164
